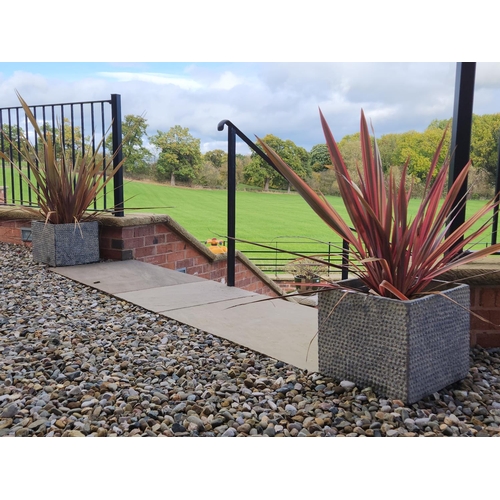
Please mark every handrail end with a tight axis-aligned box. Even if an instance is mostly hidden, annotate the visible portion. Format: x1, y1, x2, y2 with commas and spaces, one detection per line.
217, 119, 231, 132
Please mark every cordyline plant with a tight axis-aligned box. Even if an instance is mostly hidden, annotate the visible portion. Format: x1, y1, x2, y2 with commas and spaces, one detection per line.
257, 109, 500, 301
0, 91, 124, 224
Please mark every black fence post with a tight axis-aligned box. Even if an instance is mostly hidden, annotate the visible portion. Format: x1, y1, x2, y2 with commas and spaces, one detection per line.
227, 125, 236, 286
447, 62, 476, 245
327, 242, 332, 276
111, 94, 124, 217
341, 239, 349, 281
491, 133, 500, 245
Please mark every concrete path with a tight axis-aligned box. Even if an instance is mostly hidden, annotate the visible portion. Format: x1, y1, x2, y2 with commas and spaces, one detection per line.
52, 260, 319, 373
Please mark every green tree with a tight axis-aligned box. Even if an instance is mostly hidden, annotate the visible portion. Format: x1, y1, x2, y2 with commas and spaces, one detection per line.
378, 133, 403, 170
309, 143, 331, 172
244, 134, 310, 191
391, 127, 451, 181
427, 118, 451, 131
33, 119, 85, 160
200, 149, 229, 188
150, 125, 202, 185
106, 115, 152, 176
471, 113, 500, 181
61, 117, 83, 151
1, 124, 23, 153
204, 149, 227, 169
337, 133, 362, 172
236, 154, 251, 185
51, 118, 84, 159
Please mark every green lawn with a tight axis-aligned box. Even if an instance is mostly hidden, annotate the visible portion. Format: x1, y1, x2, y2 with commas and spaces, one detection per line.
123, 180, 350, 253
122, 179, 497, 260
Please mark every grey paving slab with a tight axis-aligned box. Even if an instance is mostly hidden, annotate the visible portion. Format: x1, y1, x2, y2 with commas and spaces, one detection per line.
116, 280, 259, 313
52, 260, 204, 294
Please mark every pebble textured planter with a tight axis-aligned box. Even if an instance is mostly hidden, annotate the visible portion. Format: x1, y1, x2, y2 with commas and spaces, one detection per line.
31, 220, 99, 267
318, 279, 470, 404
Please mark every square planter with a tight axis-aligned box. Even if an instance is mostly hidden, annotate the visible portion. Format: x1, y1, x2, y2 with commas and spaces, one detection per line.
318, 278, 470, 404
31, 220, 100, 267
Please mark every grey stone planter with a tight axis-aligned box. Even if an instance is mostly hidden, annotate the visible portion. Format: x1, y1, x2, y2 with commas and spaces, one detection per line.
318, 279, 470, 403
294, 275, 321, 292
31, 220, 100, 267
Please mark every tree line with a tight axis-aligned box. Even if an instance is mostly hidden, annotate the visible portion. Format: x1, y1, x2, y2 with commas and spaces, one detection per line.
118, 113, 499, 199
3, 112, 500, 199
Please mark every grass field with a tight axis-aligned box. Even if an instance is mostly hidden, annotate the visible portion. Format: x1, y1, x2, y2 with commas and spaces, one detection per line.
123, 180, 355, 269
121, 179, 497, 260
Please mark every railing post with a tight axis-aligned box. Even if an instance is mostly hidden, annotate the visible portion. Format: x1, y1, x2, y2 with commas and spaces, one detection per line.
327, 242, 332, 276
341, 239, 349, 281
275, 242, 278, 278
491, 132, 500, 245
111, 94, 124, 217
218, 118, 306, 286
227, 125, 236, 286
447, 62, 475, 245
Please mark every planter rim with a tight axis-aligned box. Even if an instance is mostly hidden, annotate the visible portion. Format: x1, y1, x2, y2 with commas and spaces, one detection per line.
334, 277, 469, 304
31, 220, 98, 226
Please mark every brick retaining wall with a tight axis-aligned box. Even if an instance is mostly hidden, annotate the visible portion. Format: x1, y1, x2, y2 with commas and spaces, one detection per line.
0, 208, 282, 298
469, 285, 500, 347
97, 219, 280, 297
0, 219, 29, 245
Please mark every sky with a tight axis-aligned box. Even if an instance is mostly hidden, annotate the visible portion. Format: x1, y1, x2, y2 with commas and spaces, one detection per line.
2, 3, 500, 157
2, 62, 500, 156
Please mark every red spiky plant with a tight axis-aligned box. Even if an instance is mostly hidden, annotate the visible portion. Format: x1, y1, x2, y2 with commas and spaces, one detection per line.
257, 109, 500, 300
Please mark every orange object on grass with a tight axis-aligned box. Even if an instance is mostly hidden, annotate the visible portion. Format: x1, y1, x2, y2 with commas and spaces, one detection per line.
205, 238, 227, 254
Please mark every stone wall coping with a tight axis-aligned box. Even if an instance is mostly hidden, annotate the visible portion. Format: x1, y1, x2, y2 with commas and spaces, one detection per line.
440, 267, 500, 286
0, 206, 42, 221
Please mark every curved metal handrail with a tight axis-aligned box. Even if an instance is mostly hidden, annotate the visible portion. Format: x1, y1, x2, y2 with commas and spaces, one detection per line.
218, 119, 350, 286
217, 120, 281, 171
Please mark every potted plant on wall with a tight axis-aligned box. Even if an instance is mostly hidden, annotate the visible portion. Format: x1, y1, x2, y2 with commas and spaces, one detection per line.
0, 92, 124, 267
285, 256, 326, 291
257, 109, 500, 404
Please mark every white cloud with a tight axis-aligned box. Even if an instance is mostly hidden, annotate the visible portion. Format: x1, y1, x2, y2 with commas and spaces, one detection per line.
210, 71, 244, 90
476, 63, 500, 88
200, 140, 248, 155
98, 72, 203, 90
2, 62, 500, 157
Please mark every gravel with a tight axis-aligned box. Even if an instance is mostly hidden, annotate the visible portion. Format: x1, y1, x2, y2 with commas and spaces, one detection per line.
1, 242, 500, 437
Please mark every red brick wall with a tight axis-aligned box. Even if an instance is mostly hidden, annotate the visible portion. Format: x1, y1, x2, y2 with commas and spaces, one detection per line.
98, 223, 280, 297
470, 286, 500, 348
0, 220, 31, 245
0, 217, 280, 297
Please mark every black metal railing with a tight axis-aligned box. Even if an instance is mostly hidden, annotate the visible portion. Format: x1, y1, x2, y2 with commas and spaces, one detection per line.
448, 63, 500, 246
218, 63, 500, 286
240, 239, 348, 277
0, 94, 124, 216
217, 119, 350, 285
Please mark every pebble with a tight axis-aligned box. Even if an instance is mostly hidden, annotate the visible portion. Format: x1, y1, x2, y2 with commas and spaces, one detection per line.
0, 403, 19, 419
340, 381, 356, 391
1, 242, 500, 437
